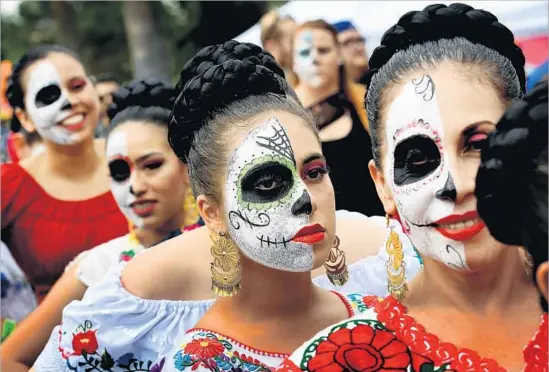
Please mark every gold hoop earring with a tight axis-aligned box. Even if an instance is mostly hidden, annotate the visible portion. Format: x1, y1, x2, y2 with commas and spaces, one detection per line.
324, 235, 349, 286
386, 215, 408, 301
182, 186, 200, 228
210, 231, 241, 297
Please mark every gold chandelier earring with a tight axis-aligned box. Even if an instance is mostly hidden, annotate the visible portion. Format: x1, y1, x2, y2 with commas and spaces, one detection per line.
324, 235, 349, 286
386, 215, 408, 301
210, 231, 241, 297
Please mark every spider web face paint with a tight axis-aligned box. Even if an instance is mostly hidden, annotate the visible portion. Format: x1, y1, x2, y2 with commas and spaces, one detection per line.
225, 117, 314, 272
24, 61, 78, 145
106, 131, 144, 228
384, 75, 468, 270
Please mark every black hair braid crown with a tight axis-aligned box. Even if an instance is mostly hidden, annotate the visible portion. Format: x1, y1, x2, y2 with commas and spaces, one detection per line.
476, 80, 548, 246
107, 78, 175, 122
365, 3, 526, 92
169, 58, 287, 163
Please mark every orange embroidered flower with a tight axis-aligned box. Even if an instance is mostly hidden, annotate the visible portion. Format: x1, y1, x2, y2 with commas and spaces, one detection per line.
184, 338, 225, 359
72, 330, 98, 355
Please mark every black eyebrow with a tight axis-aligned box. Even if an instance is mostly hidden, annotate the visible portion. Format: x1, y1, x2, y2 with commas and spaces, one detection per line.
302, 153, 325, 165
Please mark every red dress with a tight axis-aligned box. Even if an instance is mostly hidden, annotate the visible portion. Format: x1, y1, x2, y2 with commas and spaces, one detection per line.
1, 163, 128, 301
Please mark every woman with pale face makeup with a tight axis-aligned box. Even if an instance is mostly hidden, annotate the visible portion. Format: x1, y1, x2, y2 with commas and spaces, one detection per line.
292, 20, 384, 218
1, 45, 127, 302
277, 4, 546, 372
31, 41, 422, 372
0, 79, 202, 372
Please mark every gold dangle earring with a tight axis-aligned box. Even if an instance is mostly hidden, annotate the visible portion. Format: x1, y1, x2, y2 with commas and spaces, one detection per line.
324, 235, 349, 286
386, 215, 408, 301
210, 231, 241, 297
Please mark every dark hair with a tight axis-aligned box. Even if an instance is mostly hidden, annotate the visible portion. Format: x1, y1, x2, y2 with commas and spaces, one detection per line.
107, 78, 175, 135
92, 73, 121, 86
364, 3, 526, 168
168, 41, 314, 202
476, 80, 548, 311
5, 45, 82, 134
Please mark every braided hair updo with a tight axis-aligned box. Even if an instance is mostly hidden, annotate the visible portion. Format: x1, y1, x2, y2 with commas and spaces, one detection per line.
107, 78, 176, 134
476, 81, 548, 310
168, 41, 314, 203
364, 3, 526, 168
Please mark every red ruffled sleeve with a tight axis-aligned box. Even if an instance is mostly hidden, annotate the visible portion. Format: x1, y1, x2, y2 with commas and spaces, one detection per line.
1, 163, 128, 300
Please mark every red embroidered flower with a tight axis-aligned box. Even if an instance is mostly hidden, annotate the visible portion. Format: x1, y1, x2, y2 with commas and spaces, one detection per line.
72, 330, 98, 355
307, 325, 411, 372
449, 349, 482, 372
184, 338, 225, 359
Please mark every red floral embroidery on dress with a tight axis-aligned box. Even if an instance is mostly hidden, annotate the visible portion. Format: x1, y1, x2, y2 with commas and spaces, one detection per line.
375, 296, 510, 372
523, 313, 548, 372
306, 324, 411, 372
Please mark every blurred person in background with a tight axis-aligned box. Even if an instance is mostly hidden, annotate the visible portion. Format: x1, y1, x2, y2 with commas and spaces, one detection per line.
293, 20, 384, 217
260, 9, 298, 87
332, 20, 370, 85
1, 78, 202, 372
2, 44, 128, 304
93, 73, 121, 138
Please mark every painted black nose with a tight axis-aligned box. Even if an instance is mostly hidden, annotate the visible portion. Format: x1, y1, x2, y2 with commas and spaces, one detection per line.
435, 173, 457, 202
291, 190, 313, 216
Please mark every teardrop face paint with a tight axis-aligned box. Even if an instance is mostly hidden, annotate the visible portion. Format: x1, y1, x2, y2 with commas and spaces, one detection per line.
384, 75, 469, 270
24, 61, 79, 145
106, 131, 144, 228
225, 117, 320, 272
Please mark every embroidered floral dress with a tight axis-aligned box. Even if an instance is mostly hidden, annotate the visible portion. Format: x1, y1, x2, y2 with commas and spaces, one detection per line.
33, 211, 423, 372
167, 293, 373, 372
276, 295, 548, 372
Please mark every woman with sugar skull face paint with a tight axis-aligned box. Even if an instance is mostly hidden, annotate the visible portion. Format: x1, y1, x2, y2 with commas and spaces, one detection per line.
277, 4, 547, 372
32, 41, 422, 372
0, 79, 203, 371
1, 45, 127, 302
292, 20, 384, 218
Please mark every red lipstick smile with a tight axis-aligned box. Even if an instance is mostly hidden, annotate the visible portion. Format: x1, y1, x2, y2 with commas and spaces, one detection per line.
434, 211, 485, 241
130, 200, 157, 217
292, 224, 325, 244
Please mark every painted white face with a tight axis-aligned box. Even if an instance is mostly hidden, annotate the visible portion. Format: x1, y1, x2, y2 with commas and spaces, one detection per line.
24, 61, 77, 145
384, 75, 468, 270
225, 117, 315, 272
293, 30, 323, 88
106, 131, 144, 228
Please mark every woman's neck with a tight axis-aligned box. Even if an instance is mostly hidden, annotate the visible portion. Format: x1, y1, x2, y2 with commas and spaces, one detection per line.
406, 247, 538, 315
296, 79, 340, 108
134, 211, 186, 248
221, 257, 320, 322
43, 137, 102, 181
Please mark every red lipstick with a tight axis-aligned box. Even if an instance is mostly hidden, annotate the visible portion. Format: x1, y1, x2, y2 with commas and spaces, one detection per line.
292, 224, 325, 244
434, 211, 485, 241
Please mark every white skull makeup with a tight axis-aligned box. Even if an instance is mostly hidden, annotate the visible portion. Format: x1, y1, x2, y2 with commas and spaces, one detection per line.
384, 75, 469, 270
24, 61, 78, 145
225, 117, 318, 272
106, 131, 144, 228
293, 30, 323, 88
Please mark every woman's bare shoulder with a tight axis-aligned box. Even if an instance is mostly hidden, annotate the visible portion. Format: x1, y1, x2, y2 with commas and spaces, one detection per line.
121, 226, 213, 301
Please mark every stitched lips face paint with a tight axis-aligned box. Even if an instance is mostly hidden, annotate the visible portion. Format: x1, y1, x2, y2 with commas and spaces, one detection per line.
225, 117, 320, 272
384, 75, 472, 270
293, 30, 323, 88
24, 61, 80, 145
106, 131, 144, 228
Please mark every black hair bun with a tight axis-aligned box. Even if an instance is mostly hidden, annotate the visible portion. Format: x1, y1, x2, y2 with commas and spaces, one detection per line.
366, 3, 526, 91
107, 78, 175, 121
476, 80, 548, 246
169, 42, 288, 163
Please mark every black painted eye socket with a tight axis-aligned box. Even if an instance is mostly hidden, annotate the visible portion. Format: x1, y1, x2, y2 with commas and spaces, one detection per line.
109, 159, 131, 183
241, 161, 294, 204
35, 84, 62, 108
394, 135, 441, 186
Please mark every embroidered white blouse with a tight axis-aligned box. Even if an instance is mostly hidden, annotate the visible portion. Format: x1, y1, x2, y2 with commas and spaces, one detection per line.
33, 212, 422, 371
